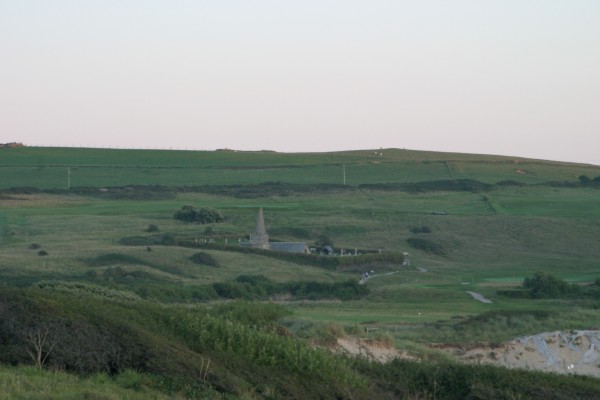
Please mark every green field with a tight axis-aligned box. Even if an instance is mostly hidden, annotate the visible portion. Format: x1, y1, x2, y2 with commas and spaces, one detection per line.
1, 146, 600, 398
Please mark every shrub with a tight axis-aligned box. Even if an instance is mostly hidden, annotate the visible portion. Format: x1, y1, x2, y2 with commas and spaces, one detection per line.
189, 252, 219, 267
410, 225, 432, 234
38, 250, 48, 256
360, 179, 493, 193
145, 224, 159, 232
315, 234, 334, 247
579, 175, 591, 184
86, 253, 150, 267
204, 275, 370, 302
173, 205, 197, 222
173, 206, 224, 224
29, 243, 41, 249
118, 234, 177, 246
0, 288, 148, 374
501, 274, 600, 300
523, 272, 574, 299
496, 289, 532, 299
495, 180, 527, 187
133, 283, 218, 302
406, 238, 444, 255
159, 234, 176, 245
207, 301, 291, 326
196, 207, 224, 224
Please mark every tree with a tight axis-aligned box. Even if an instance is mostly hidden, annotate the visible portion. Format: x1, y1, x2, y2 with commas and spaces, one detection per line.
25, 325, 57, 368
174, 206, 224, 224
316, 234, 334, 248
145, 224, 159, 232
196, 207, 224, 224
173, 205, 198, 222
523, 272, 572, 298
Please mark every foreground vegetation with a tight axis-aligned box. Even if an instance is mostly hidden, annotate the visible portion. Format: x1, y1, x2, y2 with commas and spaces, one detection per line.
3, 286, 600, 399
1, 146, 599, 398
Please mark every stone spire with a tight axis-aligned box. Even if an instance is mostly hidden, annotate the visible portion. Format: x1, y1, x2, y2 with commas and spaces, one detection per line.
250, 208, 270, 249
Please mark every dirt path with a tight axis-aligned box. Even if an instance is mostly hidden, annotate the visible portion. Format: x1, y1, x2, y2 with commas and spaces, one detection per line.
359, 270, 400, 285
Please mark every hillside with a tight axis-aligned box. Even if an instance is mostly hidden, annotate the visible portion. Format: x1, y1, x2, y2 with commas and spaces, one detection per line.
0, 146, 598, 189
1, 146, 600, 398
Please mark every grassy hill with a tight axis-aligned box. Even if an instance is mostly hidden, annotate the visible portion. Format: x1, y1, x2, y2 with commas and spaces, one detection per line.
0, 146, 598, 189
1, 146, 600, 398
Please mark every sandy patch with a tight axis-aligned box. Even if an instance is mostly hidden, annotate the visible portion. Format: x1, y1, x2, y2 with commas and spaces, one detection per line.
335, 337, 414, 363
437, 330, 600, 378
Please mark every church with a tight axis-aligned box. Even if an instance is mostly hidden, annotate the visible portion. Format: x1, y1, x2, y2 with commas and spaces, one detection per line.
242, 208, 310, 254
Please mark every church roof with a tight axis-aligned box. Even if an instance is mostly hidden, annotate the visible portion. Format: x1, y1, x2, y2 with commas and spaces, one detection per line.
269, 242, 309, 253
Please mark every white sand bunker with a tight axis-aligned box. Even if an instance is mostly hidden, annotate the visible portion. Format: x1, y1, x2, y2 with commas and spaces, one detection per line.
466, 291, 492, 303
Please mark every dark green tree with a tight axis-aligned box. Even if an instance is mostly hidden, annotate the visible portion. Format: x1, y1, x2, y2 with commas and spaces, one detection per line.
196, 207, 224, 224
316, 234, 334, 248
174, 206, 224, 224
173, 205, 198, 222
523, 272, 572, 298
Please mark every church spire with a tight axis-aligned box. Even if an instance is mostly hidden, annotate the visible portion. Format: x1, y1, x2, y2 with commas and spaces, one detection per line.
250, 208, 270, 249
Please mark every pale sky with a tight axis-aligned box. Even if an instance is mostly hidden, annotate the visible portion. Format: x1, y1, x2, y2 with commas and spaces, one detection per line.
1, 1, 599, 165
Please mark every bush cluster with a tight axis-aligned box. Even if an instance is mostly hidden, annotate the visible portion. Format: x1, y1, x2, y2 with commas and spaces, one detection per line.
0, 288, 149, 374
498, 272, 600, 299
189, 252, 220, 267
82, 269, 369, 303
118, 234, 176, 246
360, 179, 493, 193
410, 225, 432, 234
578, 175, 600, 185
173, 206, 224, 224
212, 275, 369, 301
354, 357, 600, 400
523, 272, 572, 298
406, 237, 444, 255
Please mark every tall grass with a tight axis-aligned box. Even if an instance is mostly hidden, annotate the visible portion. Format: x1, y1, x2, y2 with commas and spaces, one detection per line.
0, 366, 180, 400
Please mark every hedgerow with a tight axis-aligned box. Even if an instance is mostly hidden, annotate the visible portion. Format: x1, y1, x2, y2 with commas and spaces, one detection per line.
498, 272, 600, 300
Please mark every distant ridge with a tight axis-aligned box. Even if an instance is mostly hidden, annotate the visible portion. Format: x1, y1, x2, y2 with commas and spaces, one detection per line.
0, 146, 597, 190
3, 145, 598, 166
